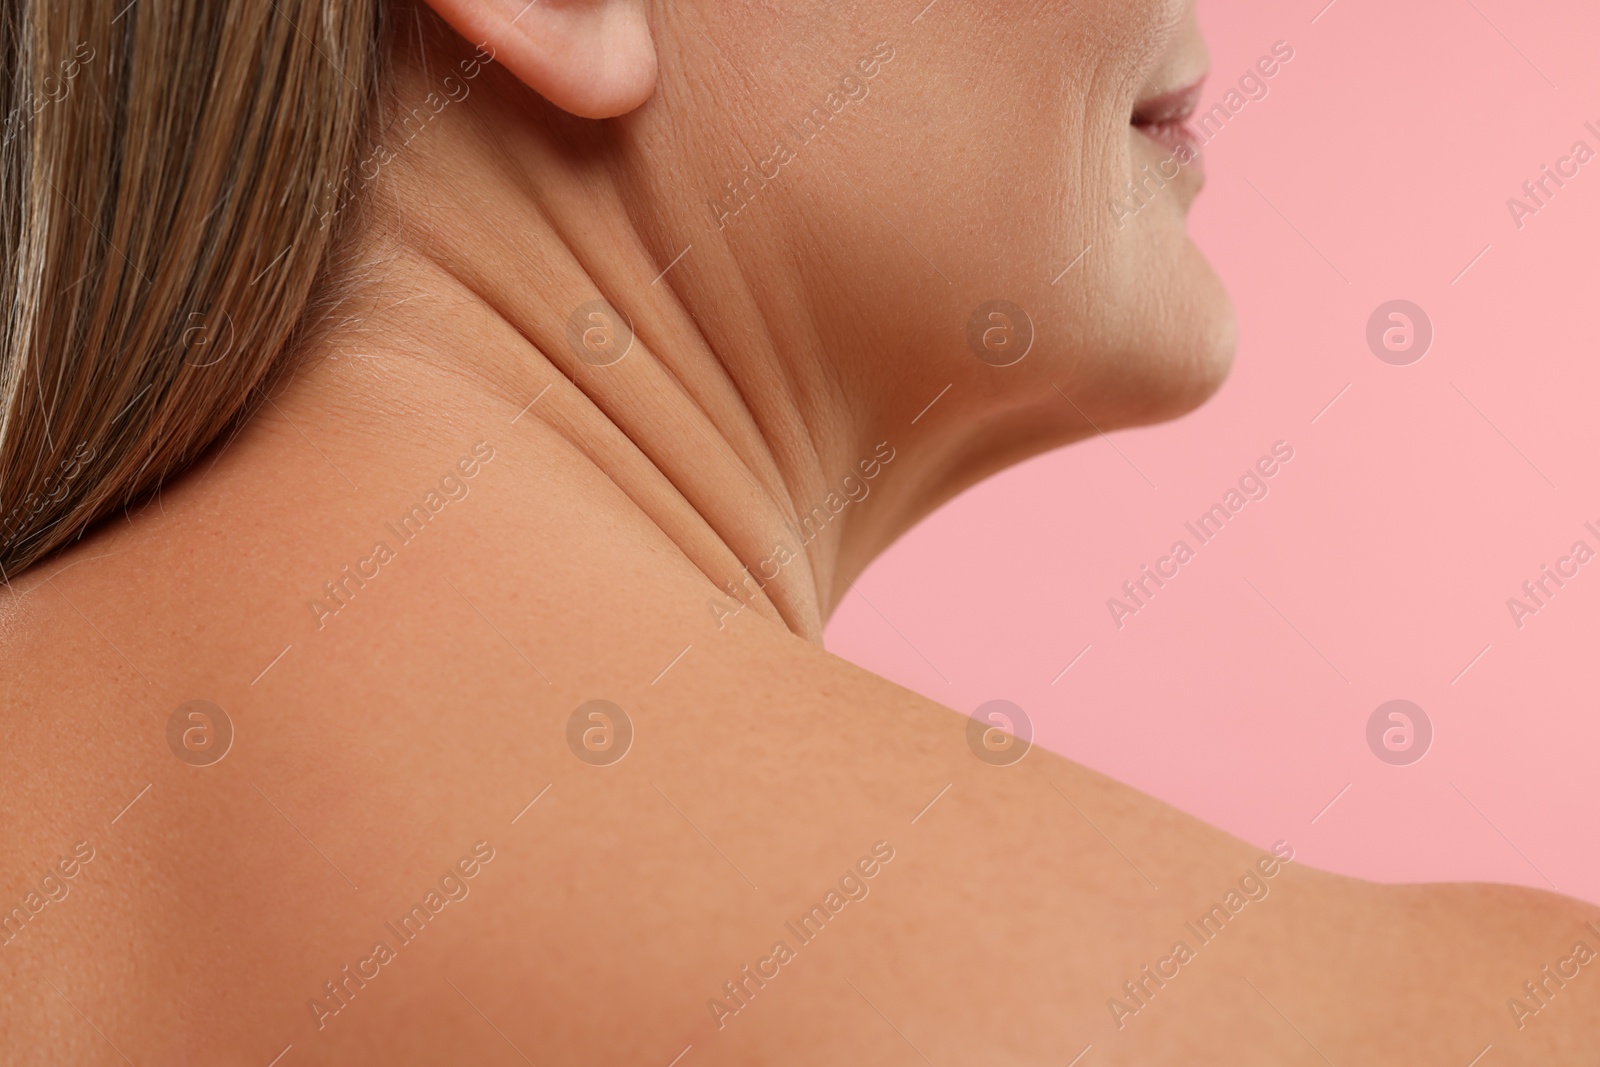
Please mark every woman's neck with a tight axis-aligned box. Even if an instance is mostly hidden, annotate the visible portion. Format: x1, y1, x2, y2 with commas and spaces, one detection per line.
277, 53, 892, 642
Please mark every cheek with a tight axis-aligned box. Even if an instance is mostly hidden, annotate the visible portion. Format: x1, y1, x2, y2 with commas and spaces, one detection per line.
701, 0, 1227, 430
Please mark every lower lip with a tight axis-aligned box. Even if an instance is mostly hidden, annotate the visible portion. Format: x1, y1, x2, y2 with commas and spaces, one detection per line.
1135, 121, 1205, 180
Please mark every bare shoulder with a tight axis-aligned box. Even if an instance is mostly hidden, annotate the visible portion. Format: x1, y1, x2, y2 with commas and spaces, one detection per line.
2, 427, 1597, 1064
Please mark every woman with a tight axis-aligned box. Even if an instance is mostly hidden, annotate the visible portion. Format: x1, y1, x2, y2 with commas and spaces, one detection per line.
1, 0, 1594, 1063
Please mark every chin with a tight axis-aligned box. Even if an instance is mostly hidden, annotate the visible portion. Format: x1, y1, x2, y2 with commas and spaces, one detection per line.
1090, 244, 1238, 433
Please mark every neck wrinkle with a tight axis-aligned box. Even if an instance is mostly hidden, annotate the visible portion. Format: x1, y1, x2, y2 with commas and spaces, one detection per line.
317, 42, 865, 644
339, 214, 833, 646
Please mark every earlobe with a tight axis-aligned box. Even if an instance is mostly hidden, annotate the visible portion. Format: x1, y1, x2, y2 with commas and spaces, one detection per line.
422, 0, 658, 119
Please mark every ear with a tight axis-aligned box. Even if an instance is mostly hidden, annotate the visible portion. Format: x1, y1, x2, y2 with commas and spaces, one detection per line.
422, 0, 658, 119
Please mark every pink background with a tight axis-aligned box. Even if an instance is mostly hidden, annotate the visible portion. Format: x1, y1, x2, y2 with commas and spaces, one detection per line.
827, 0, 1600, 902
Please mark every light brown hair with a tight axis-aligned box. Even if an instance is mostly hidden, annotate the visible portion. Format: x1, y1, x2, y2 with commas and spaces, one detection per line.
0, 0, 387, 576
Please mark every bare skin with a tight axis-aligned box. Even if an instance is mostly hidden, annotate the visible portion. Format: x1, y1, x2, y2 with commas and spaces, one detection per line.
3, 1, 1598, 1063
